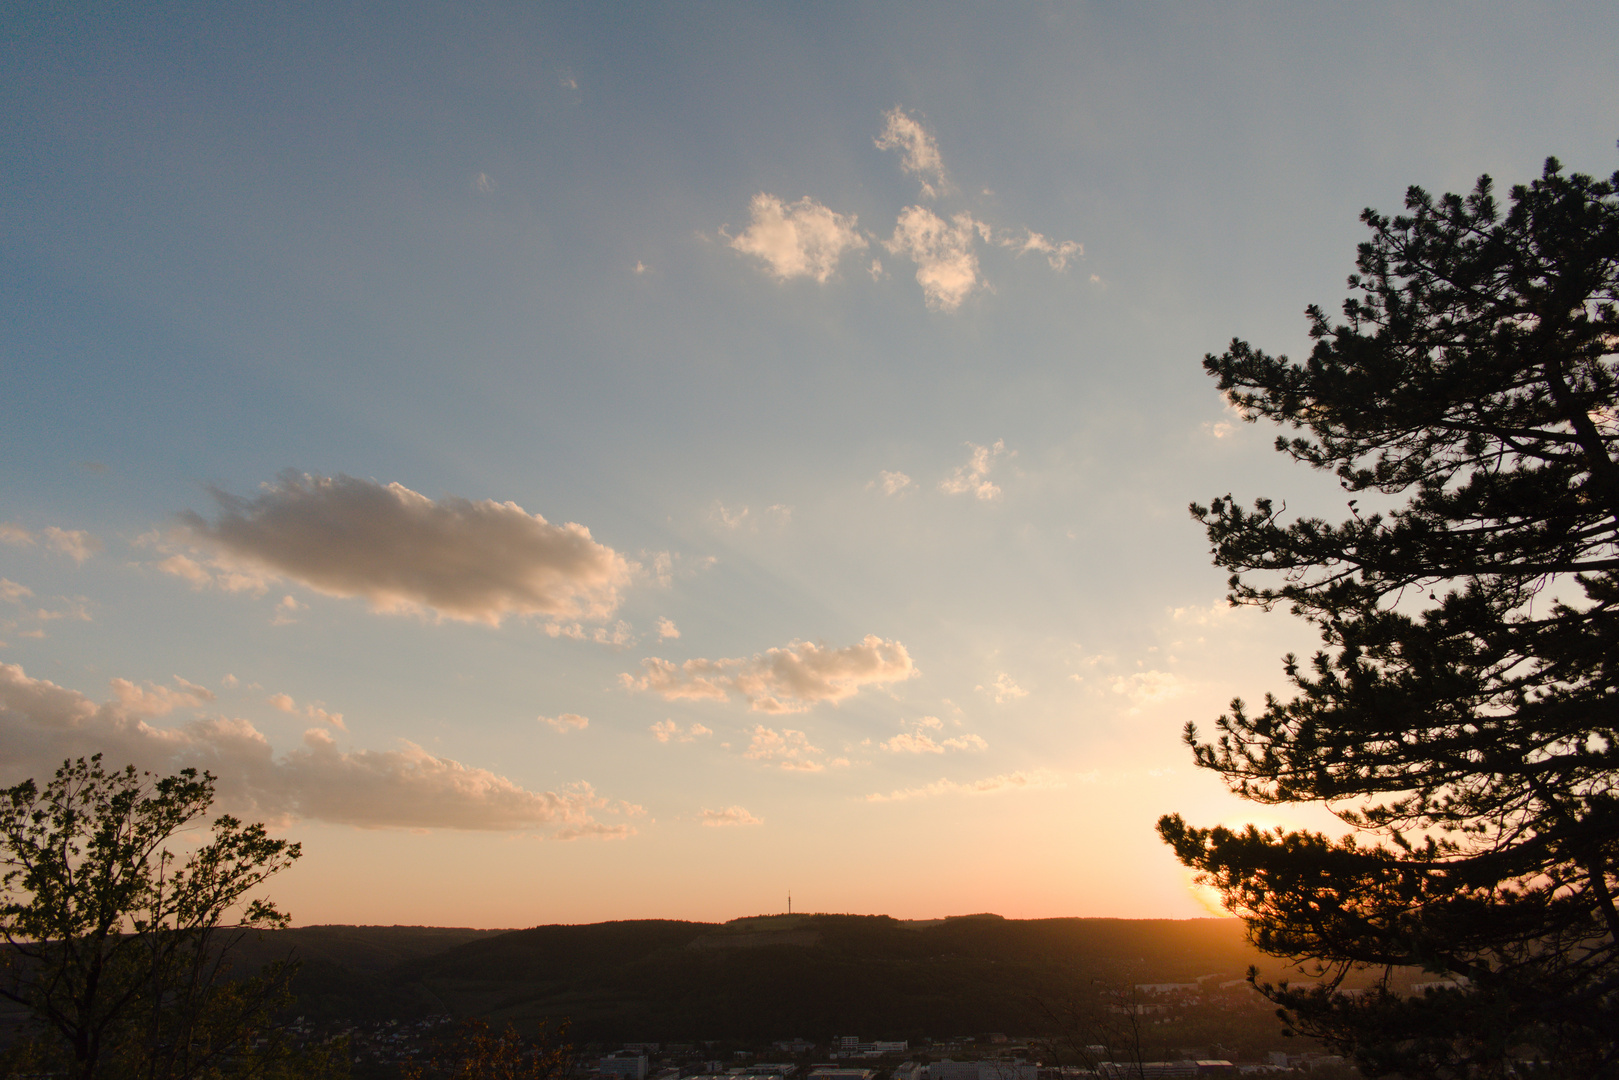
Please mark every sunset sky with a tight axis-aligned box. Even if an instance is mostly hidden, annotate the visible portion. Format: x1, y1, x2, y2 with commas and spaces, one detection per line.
4, 4, 1617, 927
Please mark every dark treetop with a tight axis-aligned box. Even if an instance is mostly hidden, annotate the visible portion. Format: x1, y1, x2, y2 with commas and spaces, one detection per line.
1159, 156, 1619, 1078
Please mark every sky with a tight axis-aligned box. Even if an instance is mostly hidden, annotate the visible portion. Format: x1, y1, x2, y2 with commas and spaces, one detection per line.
3, 3, 1617, 928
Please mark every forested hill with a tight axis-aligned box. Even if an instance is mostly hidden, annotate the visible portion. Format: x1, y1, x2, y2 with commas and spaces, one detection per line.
236, 914, 1281, 1042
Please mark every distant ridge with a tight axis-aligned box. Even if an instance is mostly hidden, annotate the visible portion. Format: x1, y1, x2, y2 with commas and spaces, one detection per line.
238, 914, 1269, 1041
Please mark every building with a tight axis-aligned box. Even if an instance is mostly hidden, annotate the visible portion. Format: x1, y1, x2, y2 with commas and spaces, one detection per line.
599, 1056, 649, 1080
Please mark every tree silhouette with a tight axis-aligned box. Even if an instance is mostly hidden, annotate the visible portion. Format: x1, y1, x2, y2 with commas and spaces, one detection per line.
1159, 154, 1619, 1077
1, 756, 304, 1080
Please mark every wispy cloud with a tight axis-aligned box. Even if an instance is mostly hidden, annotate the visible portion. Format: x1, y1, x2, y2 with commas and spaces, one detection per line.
655, 616, 680, 640
744, 724, 823, 771
622, 635, 917, 713
726, 194, 868, 283
870, 470, 915, 497
263, 689, 344, 729
866, 768, 1064, 803
0, 524, 102, 563
874, 106, 947, 198
1110, 670, 1186, 712
940, 439, 1010, 500
0, 662, 629, 834
161, 473, 633, 626
541, 713, 590, 733
650, 719, 711, 743
881, 716, 987, 754
701, 804, 762, 827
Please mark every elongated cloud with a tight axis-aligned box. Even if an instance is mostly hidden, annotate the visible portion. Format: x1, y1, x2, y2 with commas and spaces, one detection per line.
701, 805, 762, 827
866, 769, 1063, 803
0, 524, 102, 563
650, 719, 711, 743
881, 716, 987, 754
541, 713, 590, 733
165, 473, 632, 625
0, 663, 629, 834
727, 194, 868, 283
885, 207, 983, 311
621, 635, 917, 713
874, 107, 946, 198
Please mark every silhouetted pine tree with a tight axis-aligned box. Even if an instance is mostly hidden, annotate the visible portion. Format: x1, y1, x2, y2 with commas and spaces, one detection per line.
1159, 153, 1619, 1078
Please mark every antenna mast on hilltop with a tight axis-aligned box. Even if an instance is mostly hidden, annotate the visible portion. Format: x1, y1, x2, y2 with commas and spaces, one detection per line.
788, 890, 791, 915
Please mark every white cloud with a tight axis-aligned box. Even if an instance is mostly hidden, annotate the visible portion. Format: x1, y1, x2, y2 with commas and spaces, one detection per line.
1, 579, 33, 604
989, 672, 1028, 704
43, 527, 100, 563
940, 439, 1010, 500
165, 473, 633, 626
272, 594, 304, 626
111, 676, 215, 716
655, 616, 680, 640
1110, 670, 1187, 711
0, 525, 100, 563
1003, 228, 1083, 271
649, 719, 709, 743
744, 724, 823, 771
727, 194, 868, 283
622, 635, 917, 713
701, 805, 762, 827
870, 470, 915, 496
881, 717, 987, 754
874, 107, 947, 198
266, 690, 344, 729
885, 206, 983, 312
541, 712, 590, 733
0, 662, 627, 834
867, 768, 1064, 802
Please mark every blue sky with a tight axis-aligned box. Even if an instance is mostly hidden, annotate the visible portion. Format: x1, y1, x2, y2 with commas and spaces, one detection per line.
3, 3, 1617, 926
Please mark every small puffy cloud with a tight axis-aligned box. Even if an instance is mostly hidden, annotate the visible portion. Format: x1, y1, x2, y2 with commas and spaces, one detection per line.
866, 768, 1064, 803
885, 206, 983, 312
622, 635, 917, 714
43, 528, 100, 564
542, 713, 590, 733
655, 616, 680, 640
940, 439, 1010, 500
701, 805, 762, 827
1, 579, 33, 604
988, 672, 1028, 704
0, 525, 100, 563
266, 690, 344, 729
166, 473, 632, 626
0, 663, 626, 834
650, 719, 710, 743
744, 724, 822, 771
1203, 420, 1235, 439
271, 594, 305, 626
111, 676, 215, 716
874, 107, 947, 199
1002, 229, 1083, 271
870, 470, 915, 496
882, 716, 988, 754
727, 194, 869, 283
1110, 670, 1186, 712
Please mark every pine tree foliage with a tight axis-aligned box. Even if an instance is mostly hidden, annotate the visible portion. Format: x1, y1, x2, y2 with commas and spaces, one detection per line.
1158, 156, 1619, 1077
